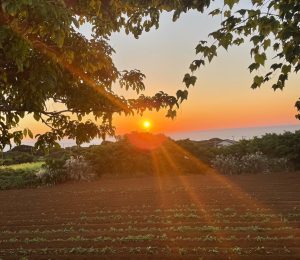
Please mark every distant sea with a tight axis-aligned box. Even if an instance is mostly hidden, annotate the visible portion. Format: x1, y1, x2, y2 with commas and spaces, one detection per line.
15, 124, 300, 150
167, 124, 300, 141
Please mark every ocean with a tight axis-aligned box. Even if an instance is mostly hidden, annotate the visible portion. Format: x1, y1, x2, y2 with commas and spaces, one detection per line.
167, 124, 300, 141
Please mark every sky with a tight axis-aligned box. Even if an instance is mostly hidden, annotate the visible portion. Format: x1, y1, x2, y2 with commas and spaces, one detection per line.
109, 8, 300, 135
21, 3, 300, 137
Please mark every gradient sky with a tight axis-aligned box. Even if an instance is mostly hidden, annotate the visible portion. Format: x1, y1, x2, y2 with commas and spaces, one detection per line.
111, 9, 299, 134
20, 5, 300, 136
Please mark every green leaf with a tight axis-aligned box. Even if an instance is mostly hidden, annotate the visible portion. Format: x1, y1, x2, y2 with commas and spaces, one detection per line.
251, 75, 264, 88
224, 0, 239, 9
250, 35, 264, 45
23, 128, 28, 137
248, 63, 260, 73
28, 129, 33, 139
176, 90, 188, 103
237, 9, 247, 15
33, 113, 40, 121
224, 10, 231, 18
166, 109, 176, 119
254, 53, 267, 66
209, 9, 221, 17
183, 74, 197, 88
233, 38, 244, 46
270, 63, 282, 71
252, 0, 264, 6
263, 39, 271, 50
254, 75, 263, 84
282, 65, 291, 74
190, 59, 205, 72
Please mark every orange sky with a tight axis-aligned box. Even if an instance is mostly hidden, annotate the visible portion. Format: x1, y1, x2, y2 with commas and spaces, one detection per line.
109, 10, 299, 135
20, 8, 300, 137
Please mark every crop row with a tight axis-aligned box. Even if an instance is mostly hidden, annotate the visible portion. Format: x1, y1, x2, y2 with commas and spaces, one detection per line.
0, 224, 295, 235
2, 213, 299, 226
2, 203, 299, 213
0, 245, 295, 257
3, 206, 298, 214
0, 234, 296, 244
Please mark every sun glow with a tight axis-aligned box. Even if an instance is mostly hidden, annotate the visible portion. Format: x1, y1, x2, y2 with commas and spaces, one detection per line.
143, 120, 151, 130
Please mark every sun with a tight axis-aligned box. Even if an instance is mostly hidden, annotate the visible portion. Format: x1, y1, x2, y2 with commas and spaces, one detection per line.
143, 120, 151, 130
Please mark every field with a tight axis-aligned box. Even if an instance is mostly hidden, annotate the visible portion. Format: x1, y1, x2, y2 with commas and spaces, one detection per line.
0, 162, 45, 190
0, 162, 44, 171
0, 173, 299, 259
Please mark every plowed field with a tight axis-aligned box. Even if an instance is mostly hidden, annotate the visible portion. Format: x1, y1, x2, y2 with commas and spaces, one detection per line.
0, 173, 299, 259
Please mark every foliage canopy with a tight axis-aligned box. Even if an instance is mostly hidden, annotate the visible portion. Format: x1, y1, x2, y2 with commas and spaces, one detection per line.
0, 0, 299, 149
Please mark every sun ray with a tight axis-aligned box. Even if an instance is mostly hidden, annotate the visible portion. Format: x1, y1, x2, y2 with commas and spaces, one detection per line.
150, 150, 183, 250
164, 141, 294, 230
158, 145, 237, 256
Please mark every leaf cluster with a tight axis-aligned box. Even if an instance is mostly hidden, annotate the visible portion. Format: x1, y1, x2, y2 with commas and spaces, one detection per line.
1, 0, 299, 150
0, 0, 212, 149
189, 0, 300, 117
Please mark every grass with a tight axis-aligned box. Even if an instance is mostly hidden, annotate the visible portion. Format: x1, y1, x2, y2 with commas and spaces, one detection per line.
0, 161, 44, 171
0, 162, 44, 190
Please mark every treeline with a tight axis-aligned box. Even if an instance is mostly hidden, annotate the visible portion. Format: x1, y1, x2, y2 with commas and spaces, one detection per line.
46, 133, 210, 178
0, 145, 43, 166
1, 131, 299, 189
44, 131, 300, 178
215, 131, 300, 170
179, 131, 300, 174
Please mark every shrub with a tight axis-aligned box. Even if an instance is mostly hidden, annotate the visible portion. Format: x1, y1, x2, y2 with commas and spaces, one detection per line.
2, 152, 35, 165
0, 168, 41, 190
84, 138, 156, 177
82, 133, 211, 177
217, 131, 300, 170
212, 152, 289, 175
36, 158, 69, 185
37, 156, 96, 185
0, 158, 14, 166
64, 156, 97, 181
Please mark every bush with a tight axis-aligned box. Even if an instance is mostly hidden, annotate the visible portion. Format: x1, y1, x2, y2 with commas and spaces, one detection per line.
176, 139, 218, 164
2, 151, 35, 165
212, 152, 289, 175
0, 158, 14, 166
37, 156, 96, 185
64, 156, 97, 181
217, 131, 300, 170
0, 168, 41, 190
36, 158, 69, 185
83, 133, 210, 177
83, 136, 155, 177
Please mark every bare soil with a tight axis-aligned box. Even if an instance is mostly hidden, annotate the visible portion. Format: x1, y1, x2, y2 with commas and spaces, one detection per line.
0, 173, 299, 259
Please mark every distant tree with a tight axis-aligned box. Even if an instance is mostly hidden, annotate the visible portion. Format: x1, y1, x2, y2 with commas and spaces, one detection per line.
0, 0, 299, 150
10, 144, 33, 153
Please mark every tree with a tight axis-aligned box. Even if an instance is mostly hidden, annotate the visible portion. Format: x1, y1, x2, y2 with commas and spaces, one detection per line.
187, 0, 300, 117
0, 0, 299, 150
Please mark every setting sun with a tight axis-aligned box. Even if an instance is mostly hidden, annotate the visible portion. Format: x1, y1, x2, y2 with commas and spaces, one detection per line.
143, 120, 151, 130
